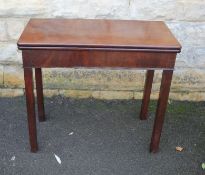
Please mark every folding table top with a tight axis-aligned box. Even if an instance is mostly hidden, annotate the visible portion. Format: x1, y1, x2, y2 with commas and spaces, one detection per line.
17, 19, 181, 52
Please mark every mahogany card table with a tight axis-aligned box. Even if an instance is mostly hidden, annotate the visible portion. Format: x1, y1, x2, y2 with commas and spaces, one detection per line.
17, 19, 181, 153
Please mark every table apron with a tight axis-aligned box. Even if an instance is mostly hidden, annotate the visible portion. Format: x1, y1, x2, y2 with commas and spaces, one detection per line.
22, 50, 176, 69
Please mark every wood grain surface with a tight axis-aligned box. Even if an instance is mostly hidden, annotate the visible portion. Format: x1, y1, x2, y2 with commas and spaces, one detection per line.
18, 19, 181, 52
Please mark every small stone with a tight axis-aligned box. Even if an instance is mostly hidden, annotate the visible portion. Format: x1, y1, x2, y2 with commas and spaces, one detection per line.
69, 132, 74, 136
11, 156, 15, 161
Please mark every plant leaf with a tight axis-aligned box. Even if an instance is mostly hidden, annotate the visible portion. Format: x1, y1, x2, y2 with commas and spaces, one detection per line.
202, 163, 205, 170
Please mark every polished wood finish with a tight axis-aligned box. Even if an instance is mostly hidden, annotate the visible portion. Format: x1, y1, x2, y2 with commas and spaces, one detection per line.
22, 50, 176, 69
35, 68, 45, 122
140, 70, 154, 120
18, 19, 181, 153
24, 68, 38, 152
18, 19, 181, 52
150, 70, 173, 153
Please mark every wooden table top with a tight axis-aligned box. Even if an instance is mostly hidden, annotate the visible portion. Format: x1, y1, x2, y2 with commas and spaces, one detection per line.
18, 19, 181, 52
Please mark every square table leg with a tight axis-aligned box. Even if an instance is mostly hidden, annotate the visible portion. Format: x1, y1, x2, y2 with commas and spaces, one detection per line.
35, 68, 45, 122
24, 68, 38, 152
140, 70, 154, 120
150, 70, 173, 153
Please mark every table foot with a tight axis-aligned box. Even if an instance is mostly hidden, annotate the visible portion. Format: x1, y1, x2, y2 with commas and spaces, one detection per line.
140, 70, 154, 120
31, 146, 38, 153
150, 70, 173, 153
150, 145, 159, 153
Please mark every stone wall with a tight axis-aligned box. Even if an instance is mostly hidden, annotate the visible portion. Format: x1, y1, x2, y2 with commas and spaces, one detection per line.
0, 0, 205, 101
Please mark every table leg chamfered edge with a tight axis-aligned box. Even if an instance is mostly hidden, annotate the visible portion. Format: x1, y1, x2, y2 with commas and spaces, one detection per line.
24, 68, 38, 152
35, 68, 45, 122
140, 70, 154, 120
150, 70, 173, 153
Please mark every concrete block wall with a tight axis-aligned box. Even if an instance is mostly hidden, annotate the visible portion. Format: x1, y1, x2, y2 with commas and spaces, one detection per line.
0, 0, 205, 100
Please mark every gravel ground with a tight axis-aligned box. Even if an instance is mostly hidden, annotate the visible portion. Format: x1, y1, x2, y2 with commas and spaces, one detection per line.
0, 96, 204, 175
